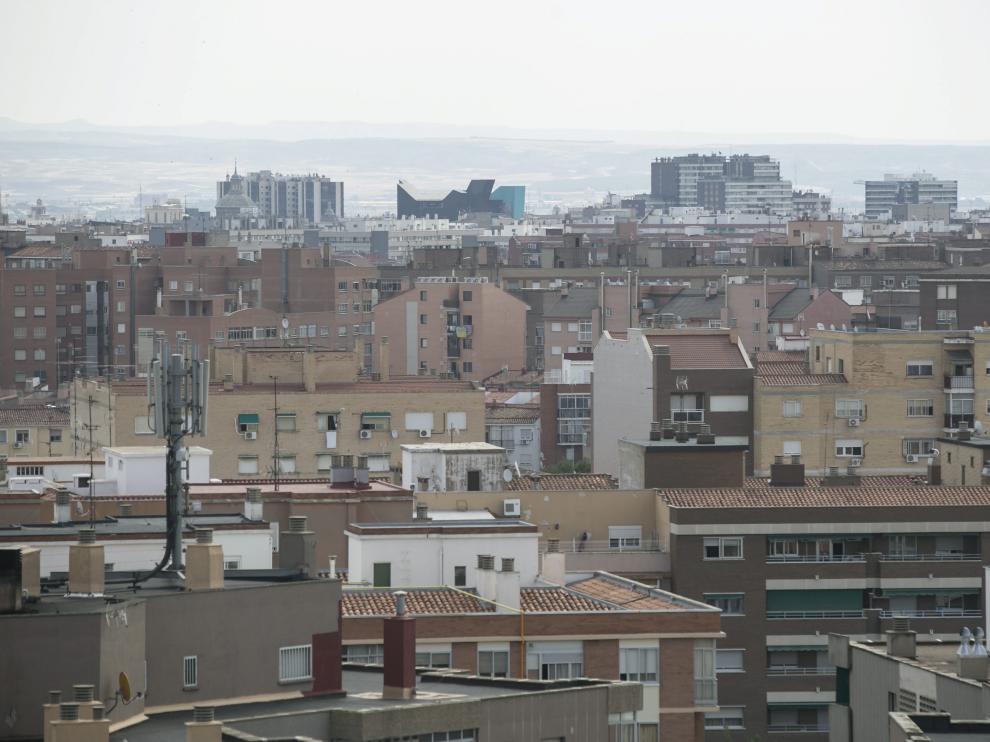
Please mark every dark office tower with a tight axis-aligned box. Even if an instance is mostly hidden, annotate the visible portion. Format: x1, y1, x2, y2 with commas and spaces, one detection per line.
396, 179, 512, 221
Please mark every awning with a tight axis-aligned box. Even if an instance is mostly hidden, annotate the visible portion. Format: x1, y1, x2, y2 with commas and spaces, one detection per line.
883, 588, 979, 596
361, 412, 391, 418
703, 593, 743, 600
947, 349, 973, 361
237, 413, 259, 425
767, 646, 826, 652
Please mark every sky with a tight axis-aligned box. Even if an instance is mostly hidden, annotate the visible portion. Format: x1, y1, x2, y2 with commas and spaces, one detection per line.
3, 0, 990, 143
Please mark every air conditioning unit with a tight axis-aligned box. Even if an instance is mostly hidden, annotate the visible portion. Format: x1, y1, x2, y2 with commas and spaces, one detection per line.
847, 418, 861, 427
849, 457, 863, 467
418, 429, 431, 439
13, 442, 24, 449
503, 498, 521, 517
359, 429, 373, 440
905, 454, 919, 464
243, 431, 257, 440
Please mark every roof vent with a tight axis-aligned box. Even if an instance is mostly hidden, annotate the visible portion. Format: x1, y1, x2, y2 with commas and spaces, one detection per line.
55, 489, 72, 506
478, 554, 495, 570
59, 703, 79, 722
118, 502, 133, 516
289, 515, 308, 533
48, 690, 62, 705
195, 528, 213, 545
91, 706, 104, 721
415, 503, 430, 520
394, 590, 408, 617
77, 528, 97, 545
192, 706, 215, 723
72, 684, 95, 703
649, 421, 662, 442
545, 539, 560, 553
245, 487, 262, 503
500, 558, 515, 573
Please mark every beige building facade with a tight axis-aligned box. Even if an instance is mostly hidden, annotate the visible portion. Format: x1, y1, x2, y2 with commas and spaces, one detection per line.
754, 329, 990, 475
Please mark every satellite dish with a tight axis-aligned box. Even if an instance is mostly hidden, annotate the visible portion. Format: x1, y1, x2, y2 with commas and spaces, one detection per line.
118, 671, 132, 702
502, 468, 514, 483
390, 429, 399, 439
281, 317, 289, 330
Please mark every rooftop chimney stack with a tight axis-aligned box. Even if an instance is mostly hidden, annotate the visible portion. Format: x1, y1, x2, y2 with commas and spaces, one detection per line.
280, 516, 316, 576
48, 699, 110, 742
42, 691, 61, 742
222, 374, 234, 392
415, 503, 430, 520
118, 502, 133, 516
185, 706, 222, 742
243, 487, 263, 520
928, 460, 942, 486
770, 455, 805, 486
541, 540, 566, 584
303, 347, 317, 393
383, 591, 416, 700
885, 617, 917, 659
54, 489, 71, 524
379, 337, 390, 382
68, 529, 104, 596
186, 529, 224, 591
495, 557, 521, 612
476, 554, 497, 604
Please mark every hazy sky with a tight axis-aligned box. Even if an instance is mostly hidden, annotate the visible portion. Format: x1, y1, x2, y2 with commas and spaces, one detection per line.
3, 0, 990, 142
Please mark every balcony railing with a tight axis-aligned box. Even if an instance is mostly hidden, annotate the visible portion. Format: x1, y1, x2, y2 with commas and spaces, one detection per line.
880, 608, 982, 618
693, 679, 717, 707
768, 724, 828, 733
879, 553, 980, 561
540, 538, 665, 554
672, 409, 704, 423
767, 667, 836, 676
944, 413, 975, 429
945, 375, 975, 390
767, 610, 864, 619
767, 554, 866, 563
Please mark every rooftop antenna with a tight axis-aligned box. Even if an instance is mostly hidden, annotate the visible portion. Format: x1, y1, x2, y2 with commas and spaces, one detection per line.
270, 374, 280, 492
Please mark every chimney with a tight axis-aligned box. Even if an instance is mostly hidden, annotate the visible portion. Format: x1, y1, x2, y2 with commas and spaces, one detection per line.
383, 591, 416, 700
476, 554, 497, 603
68, 529, 105, 596
495, 557, 521, 612
185, 529, 224, 591
185, 706, 222, 742
222, 373, 234, 392
415, 503, 430, 520
769, 455, 805, 486
885, 616, 917, 660
379, 336, 390, 382
54, 489, 72, 524
280, 516, 316, 576
48, 700, 110, 742
648, 421, 662, 442
303, 347, 317, 393
42, 691, 61, 742
118, 502, 133, 517
20, 547, 40, 600
328, 555, 337, 577
928, 461, 942, 486
243, 487, 263, 520
541, 540, 566, 584
307, 626, 344, 697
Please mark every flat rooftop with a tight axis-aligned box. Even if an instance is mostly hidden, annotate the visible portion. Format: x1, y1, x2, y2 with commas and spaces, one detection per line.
0, 513, 266, 540
110, 668, 636, 742
852, 639, 990, 690
346, 519, 536, 536
400, 442, 504, 452
623, 435, 749, 449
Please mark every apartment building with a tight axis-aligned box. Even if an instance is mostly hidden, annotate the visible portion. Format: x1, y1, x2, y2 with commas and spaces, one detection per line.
920, 266, 990, 330
343, 567, 722, 741
0, 405, 69, 458
659, 467, 990, 741
753, 329, 990, 476
218, 169, 345, 226
71, 349, 486, 481
540, 285, 635, 375
864, 173, 958, 218
375, 277, 527, 382
485, 404, 540, 471
650, 153, 793, 214
593, 328, 754, 477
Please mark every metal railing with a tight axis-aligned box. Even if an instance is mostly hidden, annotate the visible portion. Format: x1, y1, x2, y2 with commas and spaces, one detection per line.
767, 667, 837, 676
767, 554, 866, 563
945, 375, 975, 390
767, 610, 864, 619
539, 538, 665, 554
768, 724, 829, 733
879, 553, 980, 561
880, 609, 982, 618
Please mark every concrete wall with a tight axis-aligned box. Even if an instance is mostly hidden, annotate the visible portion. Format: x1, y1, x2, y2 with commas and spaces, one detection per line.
401, 448, 505, 493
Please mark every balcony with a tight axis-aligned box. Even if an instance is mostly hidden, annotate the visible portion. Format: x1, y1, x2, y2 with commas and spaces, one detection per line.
880, 608, 981, 618
944, 375, 974, 390
768, 724, 828, 733
541, 539, 670, 577
944, 413, 975, 429
767, 667, 836, 676
672, 409, 704, 424
879, 552, 980, 562
767, 610, 864, 619
767, 554, 865, 563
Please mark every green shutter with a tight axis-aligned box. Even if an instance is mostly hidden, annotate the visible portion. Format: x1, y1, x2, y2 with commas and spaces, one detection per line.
361, 412, 390, 418
767, 589, 861, 612
237, 413, 260, 425
373, 562, 391, 588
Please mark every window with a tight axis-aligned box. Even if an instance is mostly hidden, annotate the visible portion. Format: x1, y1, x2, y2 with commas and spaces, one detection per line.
361, 412, 390, 431
454, 565, 466, 587
238, 456, 258, 475
224, 558, 241, 570
13, 306, 26, 318
703, 536, 742, 560
859, 275, 872, 288
705, 707, 744, 730
903, 439, 935, 457
0, 431, 5, 444
694, 639, 717, 705
116, 323, 126, 334
704, 593, 744, 615
276, 413, 296, 432
716, 649, 745, 673
278, 645, 312, 683
906, 361, 933, 377
835, 439, 864, 457
316, 412, 339, 432
783, 400, 803, 418
276, 455, 296, 474
420, 313, 428, 325
415, 647, 452, 669
168, 280, 178, 291
183, 280, 194, 292
32, 326, 46, 339
344, 644, 384, 664
526, 641, 583, 680
835, 399, 864, 419
783, 441, 802, 456
937, 309, 957, 325
550, 322, 562, 332
671, 393, 704, 422
338, 326, 347, 336
13, 350, 26, 361
950, 397, 975, 415
70, 304, 81, 314
550, 345, 562, 355
907, 399, 934, 417
419, 337, 428, 348
237, 413, 260, 434
463, 290, 473, 301
834, 275, 852, 288
183, 656, 198, 689
937, 284, 958, 300
619, 647, 658, 682
33, 349, 46, 361
463, 361, 473, 373
608, 526, 642, 549
478, 647, 509, 678
463, 338, 473, 349
338, 281, 348, 292
336, 303, 349, 314
578, 321, 593, 342
13, 284, 25, 296
13, 328, 25, 339
373, 562, 391, 587
709, 395, 748, 412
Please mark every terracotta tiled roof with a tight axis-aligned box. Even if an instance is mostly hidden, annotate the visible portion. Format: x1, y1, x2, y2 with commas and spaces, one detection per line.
755, 350, 805, 363
567, 576, 682, 610
519, 587, 611, 612
0, 406, 68, 426
7, 245, 63, 258
651, 335, 749, 369
662, 476, 990, 509
505, 473, 617, 491
756, 352, 846, 387
485, 405, 540, 423
342, 588, 493, 617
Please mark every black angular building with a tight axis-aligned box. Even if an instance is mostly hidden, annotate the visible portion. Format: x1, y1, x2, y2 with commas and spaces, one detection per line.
397, 179, 507, 220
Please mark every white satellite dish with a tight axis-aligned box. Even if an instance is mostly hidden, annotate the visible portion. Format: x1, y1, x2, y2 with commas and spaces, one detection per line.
502, 468, 514, 483
281, 317, 290, 330
391, 429, 399, 439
